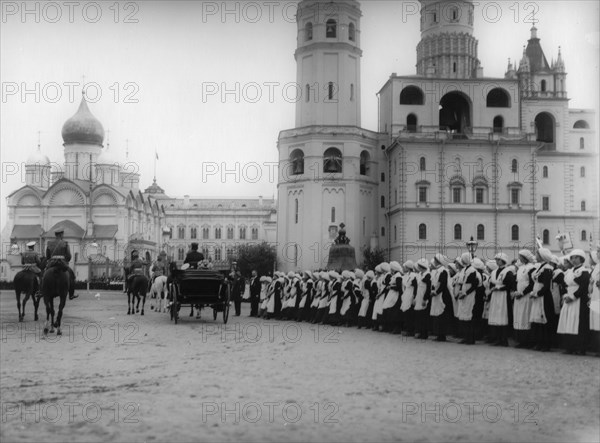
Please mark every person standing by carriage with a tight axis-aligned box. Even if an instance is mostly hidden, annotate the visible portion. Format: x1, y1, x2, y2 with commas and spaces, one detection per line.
46, 229, 78, 300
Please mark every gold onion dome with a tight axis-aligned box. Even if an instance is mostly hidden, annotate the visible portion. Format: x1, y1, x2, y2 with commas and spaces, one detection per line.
61, 95, 105, 146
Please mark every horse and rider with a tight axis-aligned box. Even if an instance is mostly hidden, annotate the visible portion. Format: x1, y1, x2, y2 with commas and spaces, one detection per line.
14, 230, 77, 327
124, 249, 150, 315
41, 228, 77, 335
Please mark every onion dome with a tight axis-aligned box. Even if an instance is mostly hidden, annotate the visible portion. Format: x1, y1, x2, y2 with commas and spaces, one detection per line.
26, 145, 50, 165
61, 95, 105, 145
144, 179, 165, 195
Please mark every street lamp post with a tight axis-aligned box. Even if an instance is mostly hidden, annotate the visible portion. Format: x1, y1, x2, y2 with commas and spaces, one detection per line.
466, 236, 478, 259
87, 242, 99, 294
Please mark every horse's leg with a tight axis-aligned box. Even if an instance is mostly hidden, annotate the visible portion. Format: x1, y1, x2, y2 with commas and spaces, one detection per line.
140, 292, 146, 316
136, 292, 140, 313
15, 289, 23, 322
22, 292, 30, 322
55, 294, 67, 336
127, 291, 132, 315
45, 296, 55, 334
33, 292, 40, 321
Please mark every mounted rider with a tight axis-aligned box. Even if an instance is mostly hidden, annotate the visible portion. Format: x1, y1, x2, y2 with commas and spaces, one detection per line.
22, 241, 42, 288
45, 229, 78, 300
125, 250, 147, 293
151, 251, 168, 284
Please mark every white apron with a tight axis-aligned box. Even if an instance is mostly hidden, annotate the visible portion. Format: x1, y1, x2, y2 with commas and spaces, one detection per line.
488, 267, 512, 326
557, 267, 584, 335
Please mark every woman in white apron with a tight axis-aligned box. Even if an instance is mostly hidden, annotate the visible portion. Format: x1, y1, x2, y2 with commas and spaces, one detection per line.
557, 249, 591, 354
488, 253, 516, 346
529, 248, 556, 351
358, 271, 374, 329
513, 249, 536, 348
481, 260, 497, 342
430, 254, 452, 342
371, 263, 390, 331
414, 258, 431, 339
259, 276, 272, 318
382, 261, 403, 333
457, 253, 481, 345
400, 261, 417, 336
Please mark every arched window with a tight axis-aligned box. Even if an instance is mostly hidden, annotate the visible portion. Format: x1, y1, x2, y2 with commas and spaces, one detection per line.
328, 82, 335, 100
323, 147, 342, 173
486, 88, 510, 107
215, 227, 221, 239
511, 225, 519, 241
305, 84, 310, 102
239, 227, 246, 240
543, 229, 549, 245
394, 225, 397, 242
178, 226, 185, 239
326, 19, 337, 38
381, 226, 385, 237
227, 227, 234, 239
215, 248, 222, 261
380, 195, 385, 208
511, 159, 518, 173
190, 227, 197, 239
178, 248, 184, 261
574, 120, 589, 129
451, 8, 458, 20
350, 83, 354, 101
454, 224, 462, 240
477, 224, 485, 240
580, 166, 586, 178
581, 200, 586, 211
419, 223, 427, 240
419, 157, 426, 171
349, 22, 355, 41
581, 230, 587, 241
407, 114, 417, 132
295, 199, 299, 224
535, 112, 555, 143
542, 166, 548, 178
331, 207, 335, 223
360, 151, 370, 176
381, 172, 385, 183
541, 80, 546, 92
493, 116, 504, 133
290, 149, 304, 175
580, 137, 585, 149
400, 86, 424, 105
251, 227, 258, 240
202, 227, 209, 239
305, 22, 313, 41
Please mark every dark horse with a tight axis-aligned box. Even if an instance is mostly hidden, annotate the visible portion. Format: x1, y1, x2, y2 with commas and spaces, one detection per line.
42, 265, 74, 336
13, 263, 44, 322
127, 274, 149, 315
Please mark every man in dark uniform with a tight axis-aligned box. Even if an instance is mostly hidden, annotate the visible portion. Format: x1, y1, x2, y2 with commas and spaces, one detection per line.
184, 243, 204, 269
233, 271, 245, 316
125, 250, 146, 293
22, 241, 42, 289
45, 229, 78, 299
249, 269, 261, 317
151, 252, 167, 284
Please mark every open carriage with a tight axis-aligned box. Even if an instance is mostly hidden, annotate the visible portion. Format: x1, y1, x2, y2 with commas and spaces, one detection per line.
169, 268, 231, 324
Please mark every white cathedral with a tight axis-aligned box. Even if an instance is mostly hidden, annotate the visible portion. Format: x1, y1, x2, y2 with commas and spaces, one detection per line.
275, 0, 598, 272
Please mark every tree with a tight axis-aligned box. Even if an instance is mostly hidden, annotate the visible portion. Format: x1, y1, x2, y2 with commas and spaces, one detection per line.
235, 242, 277, 278
361, 246, 385, 271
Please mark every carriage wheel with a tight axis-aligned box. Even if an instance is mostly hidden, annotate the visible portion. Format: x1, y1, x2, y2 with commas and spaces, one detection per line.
172, 285, 179, 324
223, 285, 231, 324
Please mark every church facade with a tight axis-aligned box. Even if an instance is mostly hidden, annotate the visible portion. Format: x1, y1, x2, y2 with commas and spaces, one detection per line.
276, 0, 598, 272
1, 97, 277, 281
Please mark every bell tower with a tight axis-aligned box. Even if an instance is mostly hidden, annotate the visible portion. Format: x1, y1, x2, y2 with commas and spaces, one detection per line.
276, 0, 379, 272
295, 0, 362, 127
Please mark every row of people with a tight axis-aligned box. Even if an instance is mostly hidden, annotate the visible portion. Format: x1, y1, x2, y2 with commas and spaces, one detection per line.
256, 247, 599, 355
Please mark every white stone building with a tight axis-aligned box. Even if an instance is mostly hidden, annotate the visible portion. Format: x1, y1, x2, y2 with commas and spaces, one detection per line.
276, 0, 598, 271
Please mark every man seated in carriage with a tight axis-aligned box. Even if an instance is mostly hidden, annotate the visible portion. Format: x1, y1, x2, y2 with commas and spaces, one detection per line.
184, 243, 205, 269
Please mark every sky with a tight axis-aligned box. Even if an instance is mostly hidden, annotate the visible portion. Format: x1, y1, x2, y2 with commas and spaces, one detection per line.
1, 0, 599, 231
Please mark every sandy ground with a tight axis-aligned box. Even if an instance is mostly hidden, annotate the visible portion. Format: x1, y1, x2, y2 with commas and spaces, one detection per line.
1, 289, 599, 443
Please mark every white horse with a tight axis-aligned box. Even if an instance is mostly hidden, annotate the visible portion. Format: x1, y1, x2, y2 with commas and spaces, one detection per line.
150, 275, 169, 313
